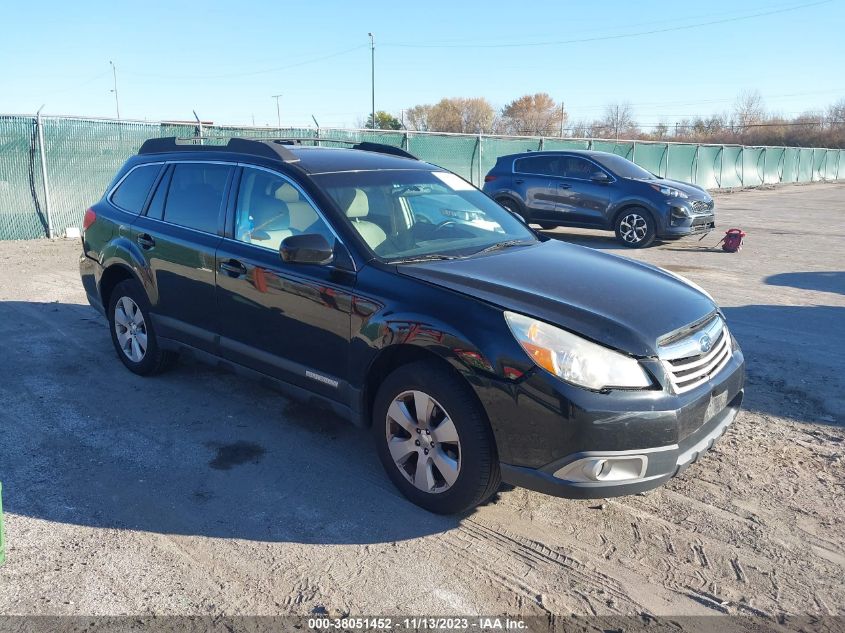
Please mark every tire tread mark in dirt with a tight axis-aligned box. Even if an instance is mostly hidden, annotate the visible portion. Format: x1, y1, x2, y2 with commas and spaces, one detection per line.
730, 557, 747, 584
455, 519, 649, 615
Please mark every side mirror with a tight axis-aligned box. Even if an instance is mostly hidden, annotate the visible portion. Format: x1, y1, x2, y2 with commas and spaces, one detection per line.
591, 171, 611, 183
280, 234, 334, 265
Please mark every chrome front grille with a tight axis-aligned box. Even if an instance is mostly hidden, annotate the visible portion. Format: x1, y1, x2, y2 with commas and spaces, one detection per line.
659, 316, 733, 394
691, 200, 714, 214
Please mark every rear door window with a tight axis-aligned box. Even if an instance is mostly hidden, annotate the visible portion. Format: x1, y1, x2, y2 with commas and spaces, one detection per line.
513, 156, 562, 177
163, 163, 232, 233
110, 164, 162, 213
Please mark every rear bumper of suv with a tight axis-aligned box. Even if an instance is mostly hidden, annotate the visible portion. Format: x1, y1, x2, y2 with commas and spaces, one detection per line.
485, 349, 745, 499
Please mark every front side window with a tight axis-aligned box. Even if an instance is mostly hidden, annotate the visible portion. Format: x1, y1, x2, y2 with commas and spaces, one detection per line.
592, 153, 655, 180
163, 163, 232, 233
313, 169, 536, 261
111, 164, 161, 213
234, 167, 334, 252
561, 156, 603, 180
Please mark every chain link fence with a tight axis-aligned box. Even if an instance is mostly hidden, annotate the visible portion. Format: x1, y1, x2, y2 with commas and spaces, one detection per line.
1, 114, 843, 240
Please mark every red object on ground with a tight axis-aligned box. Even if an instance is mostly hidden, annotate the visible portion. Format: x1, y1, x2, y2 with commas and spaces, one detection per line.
718, 228, 746, 252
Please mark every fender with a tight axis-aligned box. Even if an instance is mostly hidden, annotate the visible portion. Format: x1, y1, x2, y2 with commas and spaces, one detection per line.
99, 235, 157, 305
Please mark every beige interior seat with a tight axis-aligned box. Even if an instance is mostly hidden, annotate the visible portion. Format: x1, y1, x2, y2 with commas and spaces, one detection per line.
343, 188, 386, 249
275, 183, 319, 232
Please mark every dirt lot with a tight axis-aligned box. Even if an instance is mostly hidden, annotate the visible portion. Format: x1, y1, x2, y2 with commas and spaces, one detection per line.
0, 184, 843, 620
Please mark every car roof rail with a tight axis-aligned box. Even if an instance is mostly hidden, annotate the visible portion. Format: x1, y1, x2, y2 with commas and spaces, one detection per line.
138, 137, 301, 163
269, 137, 418, 160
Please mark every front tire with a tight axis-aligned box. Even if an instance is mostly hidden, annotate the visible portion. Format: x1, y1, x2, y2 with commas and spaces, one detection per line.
614, 207, 656, 248
107, 279, 176, 376
373, 361, 501, 514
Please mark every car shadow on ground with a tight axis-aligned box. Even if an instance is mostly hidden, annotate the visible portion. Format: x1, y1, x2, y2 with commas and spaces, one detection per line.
0, 300, 463, 546
1, 300, 841, 548
538, 229, 693, 252
764, 271, 845, 296
721, 304, 845, 424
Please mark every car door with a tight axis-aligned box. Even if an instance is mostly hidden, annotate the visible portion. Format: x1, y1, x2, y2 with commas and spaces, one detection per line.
511, 155, 558, 220
214, 165, 356, 403
131, 161, 234, 352
552, 156, 614, 226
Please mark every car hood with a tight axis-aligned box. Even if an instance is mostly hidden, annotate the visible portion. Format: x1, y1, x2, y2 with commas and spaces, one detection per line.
397, 240, 717, 357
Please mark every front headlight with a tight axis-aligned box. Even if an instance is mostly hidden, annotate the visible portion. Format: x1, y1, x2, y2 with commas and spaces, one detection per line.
650, 183, 688, 199
504, 311, 652, 390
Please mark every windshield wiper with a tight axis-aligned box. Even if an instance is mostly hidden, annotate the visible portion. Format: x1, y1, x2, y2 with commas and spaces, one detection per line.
390, 253, 463, 264
471, 239, 535, 256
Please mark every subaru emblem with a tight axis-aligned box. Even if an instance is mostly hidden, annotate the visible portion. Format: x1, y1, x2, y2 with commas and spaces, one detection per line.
699, 334, 712, 354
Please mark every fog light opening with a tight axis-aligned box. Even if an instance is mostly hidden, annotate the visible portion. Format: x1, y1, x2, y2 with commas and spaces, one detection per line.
555, 454, 648, 483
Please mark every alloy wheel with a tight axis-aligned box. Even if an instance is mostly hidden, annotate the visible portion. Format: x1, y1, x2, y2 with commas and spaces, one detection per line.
113, 296, 148, 363
619, 213, 648, 244
385, 390, 461, 494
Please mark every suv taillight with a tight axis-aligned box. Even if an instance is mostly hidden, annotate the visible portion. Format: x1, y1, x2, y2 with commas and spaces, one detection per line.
484, 175, 497, 183
82, 208, 96, 231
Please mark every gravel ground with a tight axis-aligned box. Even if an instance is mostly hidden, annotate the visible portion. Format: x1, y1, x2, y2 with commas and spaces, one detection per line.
0, 183, 843, 620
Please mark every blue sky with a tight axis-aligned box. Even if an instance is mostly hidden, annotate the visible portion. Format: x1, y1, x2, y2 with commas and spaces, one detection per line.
2, 0, 842, 129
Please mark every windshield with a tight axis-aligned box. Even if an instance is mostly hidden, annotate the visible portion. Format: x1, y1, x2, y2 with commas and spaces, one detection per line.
592, 153, 656, 180
312, 170, 537, 262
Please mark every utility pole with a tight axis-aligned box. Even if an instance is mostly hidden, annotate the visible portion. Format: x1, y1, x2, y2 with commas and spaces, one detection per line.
559, 102, 565, 137
272, 94, 283, 129
368, 33, 375, 129
109, 61, 120, 119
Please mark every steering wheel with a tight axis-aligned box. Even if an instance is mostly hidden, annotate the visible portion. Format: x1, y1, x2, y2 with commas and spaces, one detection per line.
433, 221, 460, 234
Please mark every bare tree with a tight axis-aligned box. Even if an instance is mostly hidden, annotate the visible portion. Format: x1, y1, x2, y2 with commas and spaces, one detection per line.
733, 90, 765, 135
500, 93, 566, 136
569, 120, 589, 138
598, 103, 638, 141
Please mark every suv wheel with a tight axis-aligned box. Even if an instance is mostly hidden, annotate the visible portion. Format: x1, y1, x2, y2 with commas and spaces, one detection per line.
615, 208, 656, 248
373, 361, 501, 514
108, 279, 176, 376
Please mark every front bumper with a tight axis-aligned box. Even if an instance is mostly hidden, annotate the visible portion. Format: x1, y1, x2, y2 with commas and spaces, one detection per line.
659, 199, 715, 238
501, 388, 742, 498
483, 348, 745, 499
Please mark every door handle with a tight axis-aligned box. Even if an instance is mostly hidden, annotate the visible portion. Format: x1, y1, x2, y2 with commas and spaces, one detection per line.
558, 183, 572, 189
137, 233, 155, 249
513, 178, 524, 184
219, 259, 247, 277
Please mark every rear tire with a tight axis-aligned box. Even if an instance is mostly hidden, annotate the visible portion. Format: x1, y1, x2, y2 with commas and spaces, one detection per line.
107, 279, 176, 376
497, 198, 528, 224
614, 207, 656, 248
373, 361, 501, 514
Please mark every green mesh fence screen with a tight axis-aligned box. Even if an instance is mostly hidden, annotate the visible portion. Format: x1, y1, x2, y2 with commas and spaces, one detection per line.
0, 115, 843, 239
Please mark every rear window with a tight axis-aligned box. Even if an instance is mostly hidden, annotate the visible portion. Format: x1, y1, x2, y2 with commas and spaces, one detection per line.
163, 163, 232, 233
110, 164, 161, 213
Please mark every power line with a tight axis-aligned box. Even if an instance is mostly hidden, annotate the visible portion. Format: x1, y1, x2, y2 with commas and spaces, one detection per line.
122, 44, 367, 80
383, 0, 831, 49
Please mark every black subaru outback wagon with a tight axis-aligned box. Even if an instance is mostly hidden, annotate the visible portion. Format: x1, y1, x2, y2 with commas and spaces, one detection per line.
80, 137, 745, 514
